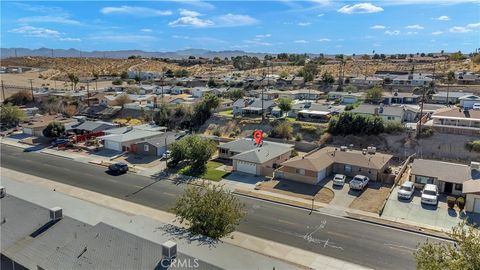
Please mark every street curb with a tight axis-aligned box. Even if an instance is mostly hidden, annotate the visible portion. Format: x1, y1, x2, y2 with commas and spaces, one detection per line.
39, 150, 75, 160
233, 191, 320, 212
345, 215, 453, 241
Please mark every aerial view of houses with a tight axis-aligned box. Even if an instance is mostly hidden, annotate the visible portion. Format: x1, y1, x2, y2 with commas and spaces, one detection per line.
1, 1, 480, 269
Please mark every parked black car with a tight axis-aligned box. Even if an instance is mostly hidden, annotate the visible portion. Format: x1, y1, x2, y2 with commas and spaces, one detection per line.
51, 138, 71, 147
108, 163, 129, 174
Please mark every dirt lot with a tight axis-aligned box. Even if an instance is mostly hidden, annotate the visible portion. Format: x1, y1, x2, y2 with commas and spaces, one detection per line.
259, 179, 334, 204
349, 183, 392, 214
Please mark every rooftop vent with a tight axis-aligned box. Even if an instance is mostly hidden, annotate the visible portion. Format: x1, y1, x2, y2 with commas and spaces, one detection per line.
0, 186, 5, 199
162, 240, 177, 259
340, 146, 348, 152
49, 207, 63, 221
367, 146, 376, 154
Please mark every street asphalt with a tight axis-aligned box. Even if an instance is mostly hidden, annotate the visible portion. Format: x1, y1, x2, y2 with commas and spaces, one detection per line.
1, 144, 447, 270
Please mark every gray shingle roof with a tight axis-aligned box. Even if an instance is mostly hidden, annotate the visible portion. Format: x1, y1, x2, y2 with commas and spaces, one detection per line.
351, 104, 405, 117
74, 121, 117, 132
411, 159, 472, 184
231, 144, 293, 164
219, 138, 292, 154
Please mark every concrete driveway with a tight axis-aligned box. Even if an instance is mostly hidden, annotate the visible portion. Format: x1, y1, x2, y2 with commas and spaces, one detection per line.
318, 176, 357, 208
382, 185, 475, 230
221, 171, 266, 190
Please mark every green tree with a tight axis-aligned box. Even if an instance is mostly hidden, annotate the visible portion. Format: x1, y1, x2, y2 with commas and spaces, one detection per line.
191, 94, 220, 129
365, 87, 384, 103
279, 70, 289, 78
42, 121, 65, 138
173, 184, 245, 239
228, 89, 244, 101
114, 94, 131, 108
278, 97, 293, 116
207, 77, 218, 88
415, 222, 480, 270
321, 72, 335, 85
271, 120, 293, 139
169, 135, 216, 170
67, 73, 79, 91
301, 61, 318, 84
120, 71, 128, 80
4, 90, 32, 105
0, 104, 26, 128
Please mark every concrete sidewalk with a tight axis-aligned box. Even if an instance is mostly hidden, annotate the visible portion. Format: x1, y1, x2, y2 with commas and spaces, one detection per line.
1, 167, 371, 270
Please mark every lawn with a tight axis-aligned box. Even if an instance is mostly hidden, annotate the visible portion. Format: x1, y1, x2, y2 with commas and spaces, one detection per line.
177, 161, 229, 181
218, 109, 233, 117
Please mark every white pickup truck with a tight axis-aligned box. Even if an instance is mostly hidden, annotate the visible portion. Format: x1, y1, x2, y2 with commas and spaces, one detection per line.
349, 175, 370, 190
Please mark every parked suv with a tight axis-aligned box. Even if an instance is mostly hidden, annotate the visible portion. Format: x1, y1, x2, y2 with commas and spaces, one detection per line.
332, 174, 346, 186
349, 175, 369, 190
421, 184, 439, 205
397, 181, 415, 200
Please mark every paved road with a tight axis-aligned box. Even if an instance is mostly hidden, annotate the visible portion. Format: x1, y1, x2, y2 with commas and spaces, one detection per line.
1, 145, 444, 270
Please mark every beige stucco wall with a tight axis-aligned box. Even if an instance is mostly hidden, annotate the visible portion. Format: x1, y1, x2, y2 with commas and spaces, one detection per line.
466, 193, 480, 213
332, 163, 380, 181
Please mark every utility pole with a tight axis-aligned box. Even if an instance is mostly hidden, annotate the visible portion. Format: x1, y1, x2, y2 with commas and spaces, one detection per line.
417, 86, 427, 139
28, 79, 35, 103
1, 80, 5, 102
86, 81, 90, 107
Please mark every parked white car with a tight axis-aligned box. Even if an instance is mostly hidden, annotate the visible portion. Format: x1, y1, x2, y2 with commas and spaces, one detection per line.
332, 174, 346, 186
397, 182, 415, 200
349, 175, 369, 190
421, 184, 439, 205
161, 150, 171, 160
473, 103, 480, 110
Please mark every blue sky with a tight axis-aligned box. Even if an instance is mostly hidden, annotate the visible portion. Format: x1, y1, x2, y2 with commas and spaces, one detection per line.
1, 1, 479, 54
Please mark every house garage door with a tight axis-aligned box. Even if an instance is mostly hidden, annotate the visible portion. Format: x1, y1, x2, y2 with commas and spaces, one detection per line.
104, 141, 121, 151
474, 198, 480, 213
317, 169, 327, 183
236, 161, 257, 175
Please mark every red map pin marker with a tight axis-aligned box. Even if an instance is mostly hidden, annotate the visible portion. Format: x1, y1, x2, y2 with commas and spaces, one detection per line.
253, 130, 263, 145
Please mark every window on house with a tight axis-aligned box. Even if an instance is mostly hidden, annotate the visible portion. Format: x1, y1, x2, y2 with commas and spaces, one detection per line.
415, 175, 433, 185
144, 145, 149, 151
296, 168, 305, 175
455, 184, 463, 191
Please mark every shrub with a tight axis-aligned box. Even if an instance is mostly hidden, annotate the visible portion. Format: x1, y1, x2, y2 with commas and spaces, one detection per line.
319, 132, 332, 145
112, 79, 123, 85
419, 127, 434, 138
384, 121, 404, 134
466, 140, 480, 152
299, 124, 318, 133
270, 121, 293, 140
43, 121, 65, 138
456, 197, 465, 211
447, 196, 456, 209
295, 133, 303, 141
345, 104, 354, 111
212, 127, 221, 137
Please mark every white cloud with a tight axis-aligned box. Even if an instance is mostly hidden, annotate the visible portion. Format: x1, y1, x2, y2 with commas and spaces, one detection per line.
141, 28, 153, 32
384, 30, 400, 35
215, 14, 258, 27
318, 38, 331, 42
338, 3, 383, 14
449, 26, 471, 33
298, 22, 311, 26
371, 25, 386, 29
169, 16, 213, 27
432, 31, 443, 35
171, 0, 215, 9
310, 0, 331, 6
9, 25, 61, 38
406, 31, 418, 35
243, 39, 272, 46
467, 22, 480, 28
317, 13, 325, 17
179, 9, 201, 17
437, 15, 450, 21
294, 39, 308, 44
59, 37, 81, 42
255, 34, 271, 38
18, 16, 81, 25
406, 24, 424, 29
100, 6, 172, 17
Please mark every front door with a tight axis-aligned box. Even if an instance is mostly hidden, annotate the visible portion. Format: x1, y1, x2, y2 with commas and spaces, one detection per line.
444, 182, 453, 193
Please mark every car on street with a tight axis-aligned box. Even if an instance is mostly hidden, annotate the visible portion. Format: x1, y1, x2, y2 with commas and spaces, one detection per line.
332, 174, 346, 186
108, 162, 129, 174
397, 181, 415, 200
421, 184, 439, 205
161, 150, 171, 160
349, 175, 369, 190
51, 138, 70, 147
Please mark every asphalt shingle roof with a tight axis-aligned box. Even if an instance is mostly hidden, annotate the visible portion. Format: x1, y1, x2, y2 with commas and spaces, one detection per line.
231, 143, 293, 164
411, 159, 473, 184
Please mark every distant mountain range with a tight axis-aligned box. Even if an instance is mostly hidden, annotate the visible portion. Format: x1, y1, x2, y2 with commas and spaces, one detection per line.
0, 47, 274, 59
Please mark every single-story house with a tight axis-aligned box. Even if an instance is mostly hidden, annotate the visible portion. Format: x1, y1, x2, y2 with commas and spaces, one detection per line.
278, 89, 324, 101
289, 102, 345, 119
99, 125, 166, 152
232, 98, 275, 116
431, 91, 473, 104
221, 139, 294, 176
403, 104, 447, 123
327, 91, 363, 104
134, 131, 185, 156
70, 120, 118, 134
351, 76, 383, 86
390, 74, 433, 87
410, 159, 479, 196
351, 104, 405, 123
276, 146, 393, 184
463, 162, 480, 213
383, 92, 419, 105
21, 115, 76, 137
430, 107, 480, 135
249, 89, 283, 100
459, 95, 480, 109
191, 87, 214, 98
